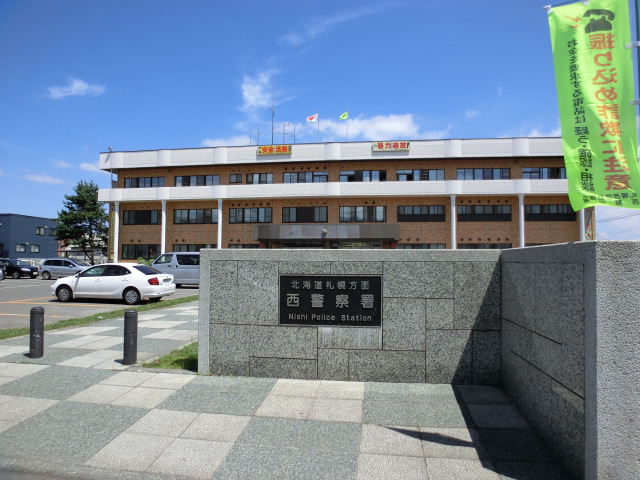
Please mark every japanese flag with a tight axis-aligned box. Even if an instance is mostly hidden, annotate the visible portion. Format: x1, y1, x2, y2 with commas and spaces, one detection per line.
306, 113, 318, 122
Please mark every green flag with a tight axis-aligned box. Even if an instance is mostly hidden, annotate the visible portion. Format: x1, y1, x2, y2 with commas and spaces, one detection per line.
548, 0, 640, 210
339, 111, 348, 120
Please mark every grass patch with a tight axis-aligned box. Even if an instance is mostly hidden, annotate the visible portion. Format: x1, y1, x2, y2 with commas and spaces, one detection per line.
0, 295, 199, 341
142, 342, 198, 371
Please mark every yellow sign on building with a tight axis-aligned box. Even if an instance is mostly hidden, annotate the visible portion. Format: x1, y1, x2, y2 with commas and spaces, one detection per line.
257, 145, 292, 155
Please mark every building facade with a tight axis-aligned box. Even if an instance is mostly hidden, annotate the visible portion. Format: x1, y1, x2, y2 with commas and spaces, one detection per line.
0, 214, 59, 259
97, 137, 588, 261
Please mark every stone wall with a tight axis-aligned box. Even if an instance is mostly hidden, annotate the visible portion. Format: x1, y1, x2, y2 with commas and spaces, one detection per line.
198, 249, 501, 384
501, 242, 640, 480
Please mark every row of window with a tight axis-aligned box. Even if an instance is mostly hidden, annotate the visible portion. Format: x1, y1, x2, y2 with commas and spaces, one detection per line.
123, 167, 567, 188
16, 244, 40, 253
122, 204, 575, 225
121, 242, 521, 258
35, 227, 58, 236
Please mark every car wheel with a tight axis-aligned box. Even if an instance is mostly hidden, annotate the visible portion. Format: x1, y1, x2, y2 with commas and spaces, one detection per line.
42, 271, 51, 280
123, 288, 141, 305
56, 285, 73, 302
12, 271, 20, 279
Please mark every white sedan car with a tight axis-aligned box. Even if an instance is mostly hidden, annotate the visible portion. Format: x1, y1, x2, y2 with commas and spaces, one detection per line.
51, 263, 176, 305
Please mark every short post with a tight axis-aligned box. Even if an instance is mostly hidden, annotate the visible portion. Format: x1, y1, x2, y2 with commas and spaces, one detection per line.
123, 310, 138, 365
29, 306, 44, 358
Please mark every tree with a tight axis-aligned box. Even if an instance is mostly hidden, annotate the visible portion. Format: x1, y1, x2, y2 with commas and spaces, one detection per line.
56, 180, 108, 264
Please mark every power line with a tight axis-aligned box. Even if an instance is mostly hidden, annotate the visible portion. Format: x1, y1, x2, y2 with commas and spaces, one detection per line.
596, 211, 640, 223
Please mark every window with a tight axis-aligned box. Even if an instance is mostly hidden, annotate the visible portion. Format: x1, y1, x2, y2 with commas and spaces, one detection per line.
175, 175, 220, 186
227, 244, 260, 249
35, 227, 46, 235
457, 204, 512, 221
522, 167, 566, 179
525, 204, 576, 221
340, 170, 386, 182
246, 173, 273, 184
30, 245, 40, 253
397, 205, 445, 222
174, 209, 218, 224
123, 210, 160, 225
397, 244, 446, 249
229, 207, 272, 223
230, 174, 242, 183
15, 244, 26, 253
49, 228, 58, 237
124, 177, 165, 188
339, 206, 386, 222
456, 168, 510, 180
396, 169, 444, 181
283, 171, 328, 183
173, 244, 215, 252
282, 207, 328, 223
458, 243, 512, 249
121, 244, 160, 260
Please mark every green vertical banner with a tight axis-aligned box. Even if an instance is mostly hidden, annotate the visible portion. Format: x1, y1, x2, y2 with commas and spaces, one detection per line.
549, 0, 640, 210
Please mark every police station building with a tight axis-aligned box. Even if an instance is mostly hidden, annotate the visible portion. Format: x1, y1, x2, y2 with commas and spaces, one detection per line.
97, 137, 588, 260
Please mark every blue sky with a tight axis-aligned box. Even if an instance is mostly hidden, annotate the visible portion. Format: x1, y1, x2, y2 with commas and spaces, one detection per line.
1, 0, 639, 239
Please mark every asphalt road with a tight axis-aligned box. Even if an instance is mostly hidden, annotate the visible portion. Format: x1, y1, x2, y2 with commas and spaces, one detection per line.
0, 277, 199, 330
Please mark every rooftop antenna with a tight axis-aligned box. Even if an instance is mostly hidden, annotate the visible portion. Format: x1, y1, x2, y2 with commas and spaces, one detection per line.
256, 126, 264, 146
281, 122, 292, 143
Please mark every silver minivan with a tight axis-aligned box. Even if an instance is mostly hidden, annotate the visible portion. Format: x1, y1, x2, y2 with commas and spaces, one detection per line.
39, 258, 92, 280
151, 252, 200, 287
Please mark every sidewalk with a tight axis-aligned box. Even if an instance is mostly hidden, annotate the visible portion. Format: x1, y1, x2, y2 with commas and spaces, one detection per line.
0, 301, 574, 479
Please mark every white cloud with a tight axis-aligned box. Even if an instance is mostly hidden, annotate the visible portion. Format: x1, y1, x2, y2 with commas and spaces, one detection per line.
24, 173, 64, 184
54, 160, 72, 168
80, 162, 109, 174
465, 110, 479, 119
201, 135, 251, 147
316, 114, 449, 142
48, 77, 106, 100
279, 6, 384, 47
241, 70, 277, 112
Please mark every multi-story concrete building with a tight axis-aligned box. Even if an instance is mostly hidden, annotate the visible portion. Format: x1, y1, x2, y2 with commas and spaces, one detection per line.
0, 214, 60, 260
97, 137, 589, 261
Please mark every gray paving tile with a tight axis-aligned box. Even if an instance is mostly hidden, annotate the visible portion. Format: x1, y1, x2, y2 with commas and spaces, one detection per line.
148, 438, 233, 479
455, 385, 512, 405
420, 427, 488, 459
85, 432, 175, 471
357, 453, 427, 480
360, 424, 423, 456
180, 413, 251, 442
214, 444, 358, 480
0, 347, 102, 366
493, 461, 575, 480
190, 374, 277, 394
236, 416, 361, 452
426, 458, 500, 480
363, 400, 467, 428
477, 429, 555, 463
159, 386, 267, 415
467, 404, 531, 429
0, 402, 148, 463
365, 382, 457, 403
0, 365, 116, 399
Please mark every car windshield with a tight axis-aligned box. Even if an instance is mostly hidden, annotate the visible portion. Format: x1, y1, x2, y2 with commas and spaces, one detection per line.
15, 260, 30, 266
133, 265, 161, 275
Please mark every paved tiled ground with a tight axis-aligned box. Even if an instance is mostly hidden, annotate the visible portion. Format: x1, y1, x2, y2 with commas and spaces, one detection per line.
0, 301, 575, 479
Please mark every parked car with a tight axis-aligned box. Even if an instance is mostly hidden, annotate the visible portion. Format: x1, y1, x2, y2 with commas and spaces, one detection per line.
51, 263, 176, 305
39, 258, 91, 280
0, 258, 38, 279
0, 265, 4, 280
151, 252, 200, 287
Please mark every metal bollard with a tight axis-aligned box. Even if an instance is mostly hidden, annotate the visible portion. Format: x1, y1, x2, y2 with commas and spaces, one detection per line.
29, 306, 44, 358
123, 310, 138, 365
